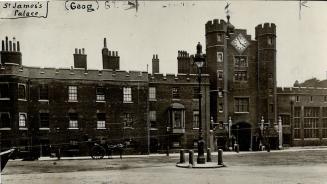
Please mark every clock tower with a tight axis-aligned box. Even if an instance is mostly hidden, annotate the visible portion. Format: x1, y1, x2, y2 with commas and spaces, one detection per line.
206, 18, 277, 151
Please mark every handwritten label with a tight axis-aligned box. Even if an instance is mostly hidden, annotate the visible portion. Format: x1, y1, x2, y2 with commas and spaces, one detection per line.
0, 1, 48, 19
65, 1, 99, 12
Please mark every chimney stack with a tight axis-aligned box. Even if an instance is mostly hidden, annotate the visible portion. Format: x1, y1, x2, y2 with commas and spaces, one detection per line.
1, 36, 22, 65
152, 54, 160, 74
73, 48, 87, 69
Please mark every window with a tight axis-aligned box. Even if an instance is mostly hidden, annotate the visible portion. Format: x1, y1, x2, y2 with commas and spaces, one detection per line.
324, 96, 327, 102
217, 70, 223, 80
217, 52, 223, 62
296, 96, 300, 102
172, 110, 185, 129
39, 113, 49, 128
218, 88, 223, 98
267, 37, 273, 45
149, 111, 156, 121
96, 87, 105, 101
234, 56, 247, 67
149, 87, 156, 100
310, 96, 313, 102
0, 112, 10, 128
303, 107, 319, 138
280, 115, 290, 126
193, 87, 200, 99
293, 107, 301, 139
0, 83, 9, 99
123, 87, 132, 103
97, 113, 106, 129
234, 98, 249, 113
18, 84, 26, 99
19, 113, 27, 128
123, 113, 134, 128
234, 71, 247, 81
68, 86, 77, 101
217, 34, 222, 42
149, 111, 157, 129
69, 113, 78, 129
193, 111, 199, 128
219, 102, 223, 112
269, 104, 274, 113
172, 87, 180, 99
39, 85, 49, 100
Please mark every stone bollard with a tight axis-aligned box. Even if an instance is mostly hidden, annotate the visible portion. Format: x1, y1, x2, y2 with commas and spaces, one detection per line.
218, 149, 223, 165
207, 148, 212, 162
189, 150, 194, 166
179, 149, 185, 163
235, 144, 239, 153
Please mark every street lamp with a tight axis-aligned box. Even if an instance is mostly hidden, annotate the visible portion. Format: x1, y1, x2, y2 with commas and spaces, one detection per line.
193, 42, 206, 164
290, 96, 296, 146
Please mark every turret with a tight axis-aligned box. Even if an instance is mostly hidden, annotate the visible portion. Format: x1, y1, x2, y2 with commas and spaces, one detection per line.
256, 23, 277, 124
0, 36, 22, 65
152, 54, 159, 74
102, 38, 120, 70
73, 48, 87, 69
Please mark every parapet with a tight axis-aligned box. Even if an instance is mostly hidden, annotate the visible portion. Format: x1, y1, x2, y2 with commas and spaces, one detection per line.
205, 19, 226, 33
277, 86, 327, 94
148, 72, 209, 85
255, 23, 276, 38
0, 64, 148, 82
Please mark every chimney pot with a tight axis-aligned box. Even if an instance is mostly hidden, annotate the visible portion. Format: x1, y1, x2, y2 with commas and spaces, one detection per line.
104, 38, 107, 48
78, 49, 81, 54
1, 40, 4, 51
75, 48, 78, 54
82, 48, 85, 54
5, 36, 8, 51
17, 41, 20, 52
9, 41, 12, 51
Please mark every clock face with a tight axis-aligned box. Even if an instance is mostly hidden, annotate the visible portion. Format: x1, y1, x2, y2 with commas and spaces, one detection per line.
231, 33, 249, 53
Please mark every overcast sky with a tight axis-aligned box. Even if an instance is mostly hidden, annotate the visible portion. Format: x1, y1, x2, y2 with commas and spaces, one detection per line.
0, 1, 326, 86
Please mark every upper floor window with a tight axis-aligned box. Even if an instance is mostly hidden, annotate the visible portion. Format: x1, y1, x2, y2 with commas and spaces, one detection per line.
149, 87, 156, 101
39, 113, 49, 128
0, 112, 10, 128
172, 87, 180, 99
234, 56, 247, 67
39, 84, 49, 100
234, 97, 249, 113
310, 96, 313, 102
234, 71, 247, 81
123, 87, 132, 103
217, 34, 222, 42
18, 84, 26, 100
123, 113, 134, 128
296, 96, 300, 102
97, 113, 106, 129
69, 113, 78, 129
218, 88, 223, 98
19, 113, 27, 128
217, 70, 223, 80
96, 87, 105, 101
217, 52, 223, 62
0, 83, 9, 99
193, 87, 200, 99
219, 102, 223, 112
267, 37, 273, 45
324, 96, 327, 102
193, 111, 199, 129
68, 86, 77, 101
149, 111, 156, 122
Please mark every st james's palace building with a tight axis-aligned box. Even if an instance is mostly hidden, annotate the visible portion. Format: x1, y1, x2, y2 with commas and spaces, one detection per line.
1, 17, 327, 156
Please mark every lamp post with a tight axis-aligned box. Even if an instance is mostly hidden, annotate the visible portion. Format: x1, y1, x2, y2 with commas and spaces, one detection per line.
193, 42, 206, 164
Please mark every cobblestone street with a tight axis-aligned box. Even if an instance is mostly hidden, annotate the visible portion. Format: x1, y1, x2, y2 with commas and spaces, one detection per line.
2, 148, 327, 184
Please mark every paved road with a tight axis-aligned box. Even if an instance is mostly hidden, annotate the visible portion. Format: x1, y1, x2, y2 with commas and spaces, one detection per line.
2, 148, 327, 184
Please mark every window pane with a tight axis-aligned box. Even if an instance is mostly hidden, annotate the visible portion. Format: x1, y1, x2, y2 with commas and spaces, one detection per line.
19, 114, 26, 127
0, 84, 9, 98
18, 84, 26, 99
123, 87, 132, 102
0, 113, 10, 128
193, 111, 199, 128
172, 87, 180, 99
40, 113, 49, 128
96, 87, 105, 101
149, 87, 156, 100
68, 86, 77, 101
39, 85, 49, 100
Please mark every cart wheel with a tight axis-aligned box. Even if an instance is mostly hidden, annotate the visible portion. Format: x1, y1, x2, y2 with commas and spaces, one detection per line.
91, 145, 105, 159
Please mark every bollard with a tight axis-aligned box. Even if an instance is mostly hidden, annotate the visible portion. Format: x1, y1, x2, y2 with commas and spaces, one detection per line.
218, 149, 223, 165
179, 149, 185, 163
189, 150, 194, 166
235, 144, 239, 153
207, 148, 212, 162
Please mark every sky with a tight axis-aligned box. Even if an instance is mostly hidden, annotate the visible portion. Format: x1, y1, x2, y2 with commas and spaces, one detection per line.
0, 1, 326, 87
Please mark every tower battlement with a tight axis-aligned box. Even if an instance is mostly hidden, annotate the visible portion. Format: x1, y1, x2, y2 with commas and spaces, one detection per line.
255, 23, 276, 38
205, 19, 226, 33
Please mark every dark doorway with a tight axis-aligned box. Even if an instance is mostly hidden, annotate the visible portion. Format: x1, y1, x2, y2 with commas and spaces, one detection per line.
150, 138, 159, 153
231, 122, 252, 151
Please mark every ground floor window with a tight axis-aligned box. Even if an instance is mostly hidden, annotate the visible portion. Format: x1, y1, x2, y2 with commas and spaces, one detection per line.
293, 118, 301, 139
303, 118, 318, 138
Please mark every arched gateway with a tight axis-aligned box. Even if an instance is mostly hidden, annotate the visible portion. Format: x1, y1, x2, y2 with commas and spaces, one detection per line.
231, 122, 252, 151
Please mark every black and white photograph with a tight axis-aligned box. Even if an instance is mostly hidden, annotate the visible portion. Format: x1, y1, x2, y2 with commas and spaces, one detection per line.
0, 0, 327, 183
